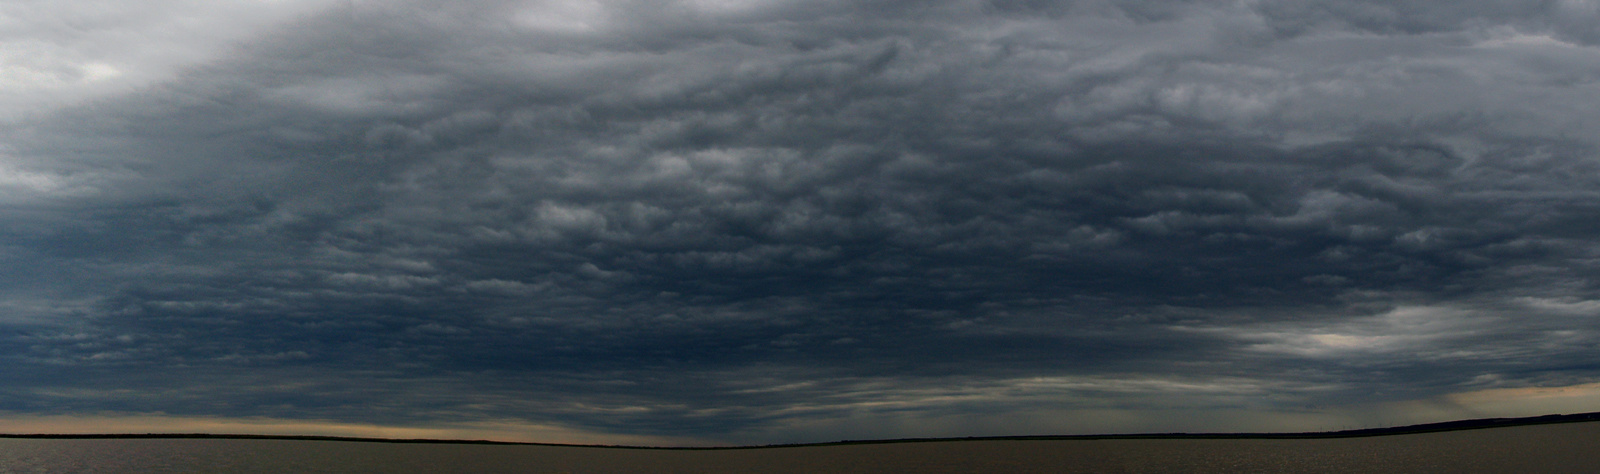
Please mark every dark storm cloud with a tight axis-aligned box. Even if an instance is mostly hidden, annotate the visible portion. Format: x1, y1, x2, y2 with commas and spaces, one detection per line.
3, 0, 1600, 442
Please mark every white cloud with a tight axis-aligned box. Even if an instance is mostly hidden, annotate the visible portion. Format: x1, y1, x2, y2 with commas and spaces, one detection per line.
1180, 305, 1495, 358
509, 0, 608, 34
0, 0, 337, 117
0, 159, 123, 202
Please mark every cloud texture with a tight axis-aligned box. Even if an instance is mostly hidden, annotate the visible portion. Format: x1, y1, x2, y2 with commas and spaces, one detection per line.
3, 0, 1600, 443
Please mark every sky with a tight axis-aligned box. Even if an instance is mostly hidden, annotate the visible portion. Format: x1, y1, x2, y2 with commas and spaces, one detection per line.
2, 0, 1600, 446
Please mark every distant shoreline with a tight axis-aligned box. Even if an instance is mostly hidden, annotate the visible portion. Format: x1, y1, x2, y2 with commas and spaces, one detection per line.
3, 411, 1597, 450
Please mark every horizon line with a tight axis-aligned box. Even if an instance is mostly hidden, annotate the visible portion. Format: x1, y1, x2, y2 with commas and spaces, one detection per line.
2, 411, 1597, 450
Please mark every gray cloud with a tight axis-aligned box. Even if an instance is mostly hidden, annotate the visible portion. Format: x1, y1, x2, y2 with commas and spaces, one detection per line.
3, 0, 1600, 443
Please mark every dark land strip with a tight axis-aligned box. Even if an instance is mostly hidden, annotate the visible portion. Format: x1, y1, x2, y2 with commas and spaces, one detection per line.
2, 411, 1597, 449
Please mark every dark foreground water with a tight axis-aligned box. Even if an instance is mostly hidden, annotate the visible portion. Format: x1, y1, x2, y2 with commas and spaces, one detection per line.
2, 422, 1597, 473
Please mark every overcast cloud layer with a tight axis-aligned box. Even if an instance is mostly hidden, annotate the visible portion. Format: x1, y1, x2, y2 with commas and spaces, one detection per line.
3, 0, 1600, 444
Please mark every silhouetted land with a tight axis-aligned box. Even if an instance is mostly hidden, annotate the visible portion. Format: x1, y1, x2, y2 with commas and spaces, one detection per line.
5, 417, 1600, 473
4, 411, 1598, 448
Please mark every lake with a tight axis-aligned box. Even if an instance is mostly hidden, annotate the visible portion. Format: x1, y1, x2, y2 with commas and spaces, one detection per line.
2, 421, 1596, 473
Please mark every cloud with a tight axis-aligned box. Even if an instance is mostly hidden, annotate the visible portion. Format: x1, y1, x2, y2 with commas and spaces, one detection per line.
1446, 382, 1600, 418
1, 0, 1599, 443
0, 413, 702, 445
0, 0, 340, 118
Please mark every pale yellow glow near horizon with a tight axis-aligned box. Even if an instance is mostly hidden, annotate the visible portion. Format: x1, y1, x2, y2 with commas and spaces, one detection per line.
0, 415, 711, 447
2, 382, 1596, 447
1445, 382, 1600, 418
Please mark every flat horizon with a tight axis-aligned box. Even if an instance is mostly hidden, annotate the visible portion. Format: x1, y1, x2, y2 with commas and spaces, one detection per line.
5, 411, 1597, 449
5, 421, 1600, 473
